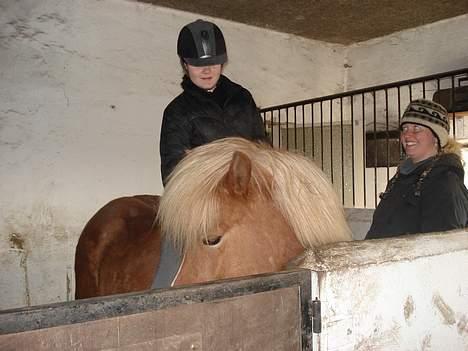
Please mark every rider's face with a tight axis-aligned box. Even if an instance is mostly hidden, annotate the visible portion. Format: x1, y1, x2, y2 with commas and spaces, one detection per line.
185, 63, 222, 92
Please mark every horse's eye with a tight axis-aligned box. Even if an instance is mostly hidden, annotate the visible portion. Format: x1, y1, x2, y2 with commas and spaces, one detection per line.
202, 235, 222, 246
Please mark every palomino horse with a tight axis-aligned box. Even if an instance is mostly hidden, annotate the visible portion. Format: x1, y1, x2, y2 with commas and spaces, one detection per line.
75, 137, 352, 299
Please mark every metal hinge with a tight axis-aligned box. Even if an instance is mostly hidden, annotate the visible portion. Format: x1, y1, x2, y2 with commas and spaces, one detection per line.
310, 297, 321, 334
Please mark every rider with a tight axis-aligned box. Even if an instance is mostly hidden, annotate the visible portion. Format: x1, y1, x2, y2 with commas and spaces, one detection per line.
159, 19, 268, 186
155, 19, 267, 288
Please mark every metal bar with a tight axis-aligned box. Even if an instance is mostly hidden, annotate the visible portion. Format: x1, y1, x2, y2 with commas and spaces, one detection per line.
372, 91, 378, 207
294, 106, 298, 151
260, 68, 468, 112
362, 93, 367, 208
269, 110, 274, 146
340, 97, 345, 204
302, 104, 306, 153
311, 103, 315, 159
277, 108, 282, 148
385, 89, 390, 181
320, 101, 324, 169
398, 86, 404, 159
451, 75, 456, 137
329, 100, 334, 183
286, 108, 290, 149
350, 95, 356, 207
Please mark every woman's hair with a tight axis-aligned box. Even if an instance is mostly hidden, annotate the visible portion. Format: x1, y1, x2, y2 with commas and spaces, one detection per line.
441, 137, 462, 158
180, 58, 188, 77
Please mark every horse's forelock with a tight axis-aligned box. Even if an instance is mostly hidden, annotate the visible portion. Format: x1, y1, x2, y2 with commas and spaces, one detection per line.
158, 138, 260, 252
158, 138, 351, 253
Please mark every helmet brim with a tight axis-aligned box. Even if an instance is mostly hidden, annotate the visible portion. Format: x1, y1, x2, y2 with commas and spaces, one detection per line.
183, 53, 227, 67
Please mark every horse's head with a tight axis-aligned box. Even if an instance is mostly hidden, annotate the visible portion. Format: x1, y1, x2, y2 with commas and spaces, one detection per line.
158, 137, 352, 286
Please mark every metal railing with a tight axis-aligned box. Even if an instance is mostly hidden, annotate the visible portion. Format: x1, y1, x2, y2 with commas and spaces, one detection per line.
260, 68, 468, 208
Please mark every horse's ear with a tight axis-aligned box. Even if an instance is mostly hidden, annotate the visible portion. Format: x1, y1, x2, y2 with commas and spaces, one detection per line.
222, 151, 252, 197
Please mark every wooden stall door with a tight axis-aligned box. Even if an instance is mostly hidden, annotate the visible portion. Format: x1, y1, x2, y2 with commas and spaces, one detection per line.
0, 269, 312, 351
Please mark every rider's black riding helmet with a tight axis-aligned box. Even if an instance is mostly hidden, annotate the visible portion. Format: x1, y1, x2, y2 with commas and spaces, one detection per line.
177, 19, 227, 67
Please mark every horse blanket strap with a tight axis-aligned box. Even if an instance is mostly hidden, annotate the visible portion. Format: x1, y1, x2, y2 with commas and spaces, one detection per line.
151, 238, 182, 289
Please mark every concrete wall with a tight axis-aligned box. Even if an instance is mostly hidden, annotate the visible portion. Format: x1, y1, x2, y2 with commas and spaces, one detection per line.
301, 230, 468, 350
0, 0, 344, 310
344, 15, 468, 90
1, 1, 467, 310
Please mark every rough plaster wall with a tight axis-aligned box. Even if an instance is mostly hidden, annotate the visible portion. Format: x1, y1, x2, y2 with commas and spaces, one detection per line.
301, 230, 468, 350
345, 14, 468, 90
222, 23, 346, 108
1, 0, 467, 310
0, 0, 344, 309
0, 0, 167, 308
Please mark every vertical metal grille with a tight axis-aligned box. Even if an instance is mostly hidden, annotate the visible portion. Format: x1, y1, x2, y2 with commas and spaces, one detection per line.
260, 68, 468, 208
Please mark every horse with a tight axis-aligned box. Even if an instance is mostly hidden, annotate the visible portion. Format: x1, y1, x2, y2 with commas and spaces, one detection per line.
74, 137, 352, 299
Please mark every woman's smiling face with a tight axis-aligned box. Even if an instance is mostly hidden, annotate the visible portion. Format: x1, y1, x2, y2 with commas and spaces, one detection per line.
400, 123, 439, 162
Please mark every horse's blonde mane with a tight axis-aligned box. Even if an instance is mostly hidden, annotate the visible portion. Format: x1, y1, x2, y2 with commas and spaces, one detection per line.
158, 137, 352, 252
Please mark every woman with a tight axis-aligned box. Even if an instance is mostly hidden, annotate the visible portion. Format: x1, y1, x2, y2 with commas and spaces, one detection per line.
159, 19, 267, 185
155, 19, 267, 288
366, 98, 468, 239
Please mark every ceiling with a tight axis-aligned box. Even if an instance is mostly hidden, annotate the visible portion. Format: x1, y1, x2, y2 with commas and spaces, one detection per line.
140, 0, 468, 44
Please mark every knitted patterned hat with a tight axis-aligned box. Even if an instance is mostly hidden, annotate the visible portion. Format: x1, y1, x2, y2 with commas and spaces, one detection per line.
400, 98, 449, 147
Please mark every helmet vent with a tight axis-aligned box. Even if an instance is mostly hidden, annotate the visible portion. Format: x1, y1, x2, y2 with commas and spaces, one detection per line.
200, 30, 212, 58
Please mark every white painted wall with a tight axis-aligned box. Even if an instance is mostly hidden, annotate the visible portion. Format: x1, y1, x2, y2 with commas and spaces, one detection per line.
0, 0, 344, 309
301, 230, 468, 350
1, 1, 467, 310
345, 15, 468, 90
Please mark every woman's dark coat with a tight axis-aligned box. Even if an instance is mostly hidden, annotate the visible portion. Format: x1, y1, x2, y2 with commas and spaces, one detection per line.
366, 153, 468, 239
160, 75, 267, 185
